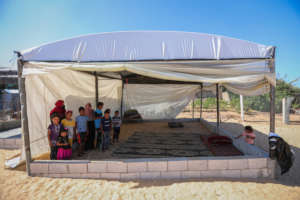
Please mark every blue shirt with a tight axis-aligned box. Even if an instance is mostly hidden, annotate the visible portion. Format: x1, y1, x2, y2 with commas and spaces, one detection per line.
76, 115, 89, 133
94, 109, 103, 129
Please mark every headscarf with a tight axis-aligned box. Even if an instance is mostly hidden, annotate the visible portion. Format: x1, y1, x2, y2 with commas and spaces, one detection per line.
50, 100, 66, 119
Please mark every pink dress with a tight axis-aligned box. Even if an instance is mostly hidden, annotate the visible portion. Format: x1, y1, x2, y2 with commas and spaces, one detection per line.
56, 136, 72, 160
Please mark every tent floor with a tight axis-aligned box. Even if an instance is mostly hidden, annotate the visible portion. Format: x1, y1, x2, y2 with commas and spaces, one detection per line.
72, 121, 242, 160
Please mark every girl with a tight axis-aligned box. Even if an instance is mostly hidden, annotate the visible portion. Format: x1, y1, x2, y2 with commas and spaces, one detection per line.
56, 128, 72, 160
48, 114, 64, 160
61, 110, 76, 148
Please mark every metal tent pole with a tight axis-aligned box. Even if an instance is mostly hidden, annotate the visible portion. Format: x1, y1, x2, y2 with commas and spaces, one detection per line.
216, 83, 220, 133
269, 48, 276, 133
17, 57, 32, 176
200, 83, 203, 120
95, 72, 99, 106
120, 79, 124, 119
192, 98, 195, 120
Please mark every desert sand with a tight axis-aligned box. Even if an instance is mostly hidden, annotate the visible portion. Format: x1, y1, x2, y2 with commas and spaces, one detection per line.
1, 111, 300, 200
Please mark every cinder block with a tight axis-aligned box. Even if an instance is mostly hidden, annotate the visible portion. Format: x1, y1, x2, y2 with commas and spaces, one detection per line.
182, 171, 201, 179
121, 173, 139, 180
228, 159, 248, 170
0, 139, 4, 147
68, 163, 87, 173
200, 170, 221, 178
128, 162, 147, 172
161, 171, 181, 179
140, 172, 161, 180
107, 161, 127, 173
248, 158, 267, 169
208, 160, 228, 170
61, 173, 83, 179
101, 173, 121, 180
4, 139, 16, 146
30, 163, 49, 174
241, 169, 259, 178
47, 173, 62, 178
148, 161, 167, 172
267, 159, 276, 169
258, 169, 269, 178
187, 160, 207, 171
88, 162, 107, 173
15, 139, 22, 147
167, 160, 187, 171
220, 170, 241, 178
49, 163, 68, 173
81, 173, 100, 179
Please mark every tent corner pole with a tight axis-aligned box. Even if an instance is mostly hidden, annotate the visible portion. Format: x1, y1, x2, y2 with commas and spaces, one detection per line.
94, 72, 99, 106
120, 79, 124, 119
17, 57, 32, 176
200, 83, 203, 121
216, 83, 220, 133
269, 48, 276, 133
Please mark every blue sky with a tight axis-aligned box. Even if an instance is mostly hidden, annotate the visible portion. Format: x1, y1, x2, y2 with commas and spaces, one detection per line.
0, 0, 300, 85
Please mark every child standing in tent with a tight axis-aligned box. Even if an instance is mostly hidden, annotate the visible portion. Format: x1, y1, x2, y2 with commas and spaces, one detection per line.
101, 109, 112, 151
235, 125, 256, 145
56, 128, 72, 160
48, 114, 64, 160
61, 110, 76, 147
112, 110, 122, 143
94, 102, 104, 149
75, 107, 89, 156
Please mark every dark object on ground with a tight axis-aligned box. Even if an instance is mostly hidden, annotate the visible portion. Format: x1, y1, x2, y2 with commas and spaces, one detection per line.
168, 122, 184, 128
201, 135, 243, 156
123, 109, 143, 123
207, 135, 232, 145
269, 135, 295, 175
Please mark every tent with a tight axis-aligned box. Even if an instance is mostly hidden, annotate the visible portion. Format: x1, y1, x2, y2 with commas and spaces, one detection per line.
15, 31, 276, 175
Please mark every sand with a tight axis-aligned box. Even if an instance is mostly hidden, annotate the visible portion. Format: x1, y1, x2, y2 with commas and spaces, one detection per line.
1, 111, 300, 199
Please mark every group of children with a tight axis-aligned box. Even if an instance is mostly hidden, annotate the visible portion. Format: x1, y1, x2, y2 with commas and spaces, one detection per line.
48, 100, 121, 160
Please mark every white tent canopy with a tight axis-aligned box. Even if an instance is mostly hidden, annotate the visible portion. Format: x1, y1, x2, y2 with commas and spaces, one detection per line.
12, 31, 276, 168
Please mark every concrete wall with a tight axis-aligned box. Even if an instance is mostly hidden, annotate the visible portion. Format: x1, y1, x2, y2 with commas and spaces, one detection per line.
0, 138, 22, 149
30, 156, 275, 180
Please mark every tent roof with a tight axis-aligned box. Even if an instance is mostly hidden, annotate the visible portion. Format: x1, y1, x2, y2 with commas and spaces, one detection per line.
20, 31, 275, 62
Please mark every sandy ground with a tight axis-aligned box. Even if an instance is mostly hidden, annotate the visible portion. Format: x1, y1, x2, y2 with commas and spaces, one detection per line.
1, 111, 300, 199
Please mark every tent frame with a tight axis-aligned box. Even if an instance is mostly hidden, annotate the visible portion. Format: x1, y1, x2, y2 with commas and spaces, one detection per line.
17, 49, 276, 176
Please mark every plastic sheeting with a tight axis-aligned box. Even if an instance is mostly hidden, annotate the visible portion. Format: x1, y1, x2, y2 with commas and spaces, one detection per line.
23, 59, 274, 96
21, 31, 274, 62
124, 84, 200, 119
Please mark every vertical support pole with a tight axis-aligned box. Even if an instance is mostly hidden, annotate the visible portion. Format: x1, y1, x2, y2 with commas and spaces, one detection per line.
120, 79, 124, 119
192, 98, 195, 120
216, 83, 220, 133
200, 83, 203, 120
269, 48, 276, 133
94, 72, 98, 107
17, 58, 31, 176
240, 95, 244, 122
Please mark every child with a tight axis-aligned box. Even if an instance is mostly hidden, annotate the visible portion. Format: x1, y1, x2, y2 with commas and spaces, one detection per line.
235, 125, 256, 145
112, 110, 122, 143
56, 128, 72, 160
101, 109, 112, 151
61, 110, 76, 147
85, 103, 95, 150
75, 106, 89, 156
48, 114, 64, 160
94, 102, 104, 149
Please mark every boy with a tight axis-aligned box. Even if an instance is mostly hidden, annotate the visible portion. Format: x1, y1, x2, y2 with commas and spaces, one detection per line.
61, 110, 76, 147
75, 107, 89, 156
101, 109, 112, 151
94, 102, 104, 149
112, 110, 122, 143
235, 125, 256, 145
